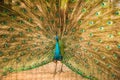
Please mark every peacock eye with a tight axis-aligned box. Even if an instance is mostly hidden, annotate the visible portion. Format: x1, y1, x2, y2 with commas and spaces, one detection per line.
39, 16, 44, 21
63, 31, 67, 35
4, 42, 9, 48
26, 28, 32, 32
89, 53, 93, 57
106, 45, 112, 50
21, 8, 27, 13
80, 29, 85, 33
89, 21, 94, 25
115, 11, 120, 16
98, 38, 103, 43
8, 51, 15, 56
19, 32, 24, 37
18, 20, 24, 25
107, 64, 111, 68
66, 19, 70, 24
101, 55, 106, 60
83, 48, 87, 52
33, 6, 38, 11
50, 19, 55, 24
89, 32, 94, 37
78, 20, 82, 25
107, 20, 113, 25
8, 27, 14, 32
56, 2, 59, 8
108, 34, 114, 38
71, 36, 76, 40
75, 44, 80, 48
3, 58, 9, 62
81, 8, 87, 13
22, 40, 26, 44
113, 53, 118, 59
32, 44, 37, 48
28, 36, 33, 41
117, 44, 120, 49
94, 47, 99, 52
35, 26, 41, 31
94, 59, 99, 64
45, 27, 50, 31
2, 9, 9, 14
0, 51, 3, 56
28, 18, 33, 23
99, 26, 104, 31
97, 68, 102, 74
0, 21, 7, 25
47, 7, 51, 13
56, 12, 60, 18
101, 2, 107, 7
10, 14, 17, 20
95, 11, 101, 16
87, 41, 91, 46
27, 47, 31, 51
16, 57, 21, 63
71, 28, 76, 32
1, 34, 8, 39
8, 67, 14, 73
46, 34, 51, 39
20, 52, 26, 56
16, 45, 21, 50
111, 73, 116, 79
37, 35, 41, 39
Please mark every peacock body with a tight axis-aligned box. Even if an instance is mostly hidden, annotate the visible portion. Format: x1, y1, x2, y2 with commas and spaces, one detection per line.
0, 0, 120, 80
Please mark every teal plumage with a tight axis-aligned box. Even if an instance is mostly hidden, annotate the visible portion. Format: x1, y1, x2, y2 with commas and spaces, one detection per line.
54, 36, 62, 60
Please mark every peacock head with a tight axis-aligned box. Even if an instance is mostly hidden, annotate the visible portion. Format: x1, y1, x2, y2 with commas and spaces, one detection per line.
55, 31, 59, 41
55, 36, 59, 41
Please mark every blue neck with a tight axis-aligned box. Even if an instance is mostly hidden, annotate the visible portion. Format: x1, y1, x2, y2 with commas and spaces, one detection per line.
54, 36, 62, 60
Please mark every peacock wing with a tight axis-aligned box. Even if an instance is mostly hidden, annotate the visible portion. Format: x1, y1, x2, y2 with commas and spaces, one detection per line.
62, 0, 120, 80
0, 0, 59, 77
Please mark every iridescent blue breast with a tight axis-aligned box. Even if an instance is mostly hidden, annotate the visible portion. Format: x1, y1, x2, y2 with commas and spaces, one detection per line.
54, 36, 62, 60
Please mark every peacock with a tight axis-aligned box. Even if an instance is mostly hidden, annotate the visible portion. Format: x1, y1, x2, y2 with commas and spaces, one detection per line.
0, 0, 120, 80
